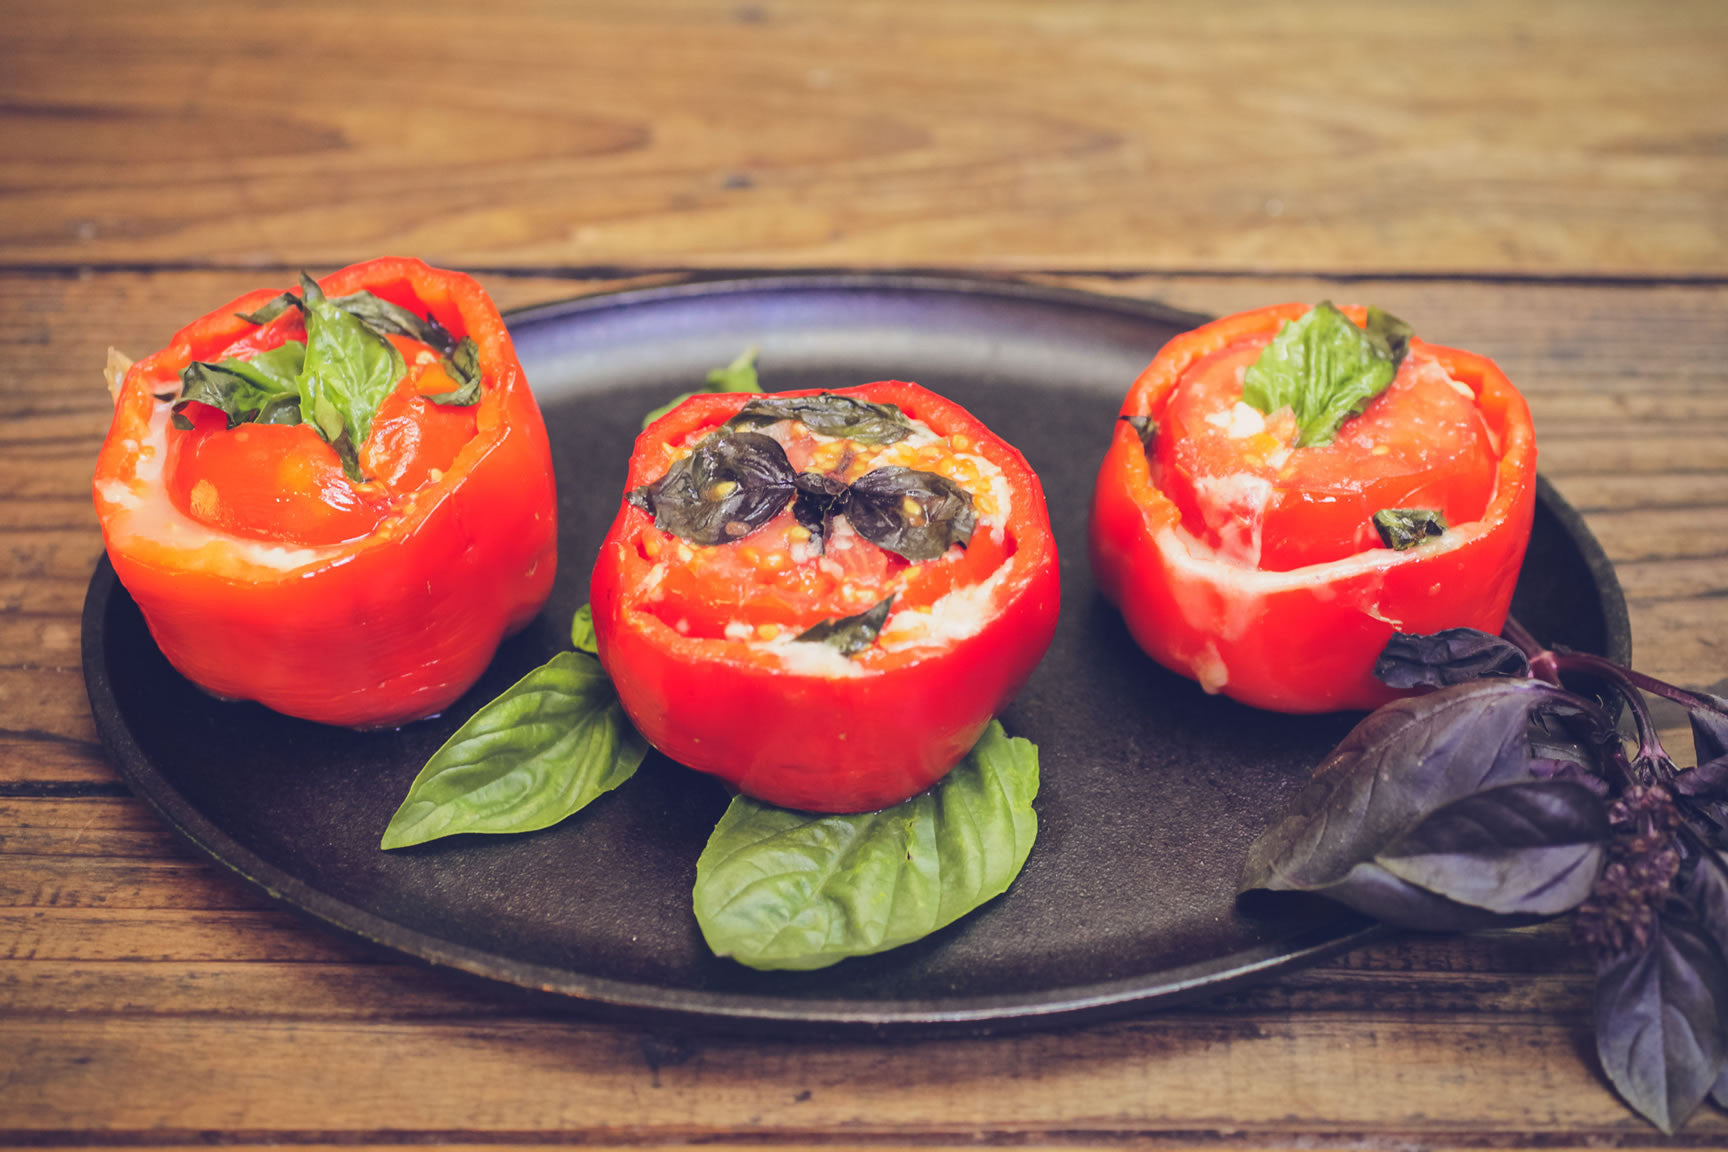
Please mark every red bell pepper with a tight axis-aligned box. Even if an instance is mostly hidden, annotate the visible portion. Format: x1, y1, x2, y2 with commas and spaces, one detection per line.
590, 381, 1060, 813
92, 258, 558, 728
1090, 303, 1537, 713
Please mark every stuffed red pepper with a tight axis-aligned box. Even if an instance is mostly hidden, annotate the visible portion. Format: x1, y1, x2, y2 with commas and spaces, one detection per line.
92, 257, 557, 728
590, 381, 1059, 813
1091, 302, 1537, 713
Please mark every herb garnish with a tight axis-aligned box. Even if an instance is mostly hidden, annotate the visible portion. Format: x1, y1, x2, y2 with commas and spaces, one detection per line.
174, 274, 482, 481
1242, 617, 1728, 1132
641, 345, 761, 428
795, 595, 895, 657
1242, 302, 1413, 447
1373, 507, 1447, 550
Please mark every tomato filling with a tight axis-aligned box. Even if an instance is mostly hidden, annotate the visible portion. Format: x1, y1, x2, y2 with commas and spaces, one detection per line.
639, 420, 1011, 642
163, 332, 479, 547
1153, 339, 1498, 571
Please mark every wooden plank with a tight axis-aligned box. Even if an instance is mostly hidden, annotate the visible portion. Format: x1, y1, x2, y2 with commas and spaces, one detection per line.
3, 1012, 1720, 1139
0, 2, 1723, 276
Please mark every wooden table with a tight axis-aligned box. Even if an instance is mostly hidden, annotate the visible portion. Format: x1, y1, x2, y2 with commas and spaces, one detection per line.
4, 1, 1727, 1145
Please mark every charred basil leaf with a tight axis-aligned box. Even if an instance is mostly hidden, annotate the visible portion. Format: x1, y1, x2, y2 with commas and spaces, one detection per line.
692, 719, 1038, 970
1242, 301, 1414, 447
728, 393, 912, 445
171, 343, 307, 431
1241, 679, 1607, 930
1374, 507, 1448, 550
235, 292, 304, 326
796, 596, 894, 657
422, 337, 483, 406
329, 289, 458, 356
1594, 910, 1728, 1133
379, 651, 646, 849
791, 470, 851, 554
1375, 628, 1531, 689
1121, 414, 1157, 452
628, 430, 797, 545
845, 466, 976, 563
643, 346, 761, 428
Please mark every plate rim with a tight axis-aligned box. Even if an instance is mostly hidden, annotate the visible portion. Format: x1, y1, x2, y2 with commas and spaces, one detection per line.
79, 272, 1627, 1037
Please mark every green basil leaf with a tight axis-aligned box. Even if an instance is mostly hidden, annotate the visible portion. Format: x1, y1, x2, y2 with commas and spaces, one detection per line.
1241, 302, 1414, 448
296, 273, 404, 478
1373, 507, 1448, 550
693, 719, 1039, 970
642, 346, 761, 428
173, 342, 308, 430
627, 430, 796, 545
380, 652, 647, 849
727, 393, 912, 445
795, 595, 893, 657
570, 603, 598, 655
844, 466, 976, 562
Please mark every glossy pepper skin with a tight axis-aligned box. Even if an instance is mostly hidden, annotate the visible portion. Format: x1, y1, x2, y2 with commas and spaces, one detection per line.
590, 381, 1060, 813
1090, 303, 1537, 714
92, 258, 558, 728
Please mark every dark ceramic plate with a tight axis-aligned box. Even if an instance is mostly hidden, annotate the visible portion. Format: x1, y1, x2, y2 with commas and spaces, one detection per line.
82, 274, 1630, 1036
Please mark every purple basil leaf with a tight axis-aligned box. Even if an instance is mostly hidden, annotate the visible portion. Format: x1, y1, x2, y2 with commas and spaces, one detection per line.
1692, 708, 1728, 766
1242, 679, 1575, 912
1377, 781, 1607, 916
1374, 628, 1530, 689
1594, 911, 1728, 1133
1311, 860, 1539, 932
1675, 755, 1728, 801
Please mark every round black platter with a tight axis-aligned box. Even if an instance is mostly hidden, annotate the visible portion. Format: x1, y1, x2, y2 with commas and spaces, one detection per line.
82, 274, 1631, 1037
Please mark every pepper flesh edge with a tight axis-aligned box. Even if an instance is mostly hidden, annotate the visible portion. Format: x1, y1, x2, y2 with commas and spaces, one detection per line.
1089, 303, 1537, 714
91, 258, 558, 728
591, 381, 1061, 813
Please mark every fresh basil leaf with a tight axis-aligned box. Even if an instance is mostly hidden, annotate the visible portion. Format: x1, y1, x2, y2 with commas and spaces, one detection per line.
1241, 679, 1597, 929
329, 289, 458, 356
1373, 507, 1448, 550
1692, 707, 1728, 766
642, 346, 761, 428
1595, 910, 1728, 1133
570, 603, 598, 655
172, 343, 309, 431
235, 292, 304, 326
795, 595, 893, 657
1375, 628, 1531, 689
844, 466, 976, 563
380, 652, 647, 849
727, 393, 912, 445
693, 719, 1038, 970
1241, 301, 1413, 447
627, 430, 796, 546
1376, 780, 1608, 915
297, 273, 405, 478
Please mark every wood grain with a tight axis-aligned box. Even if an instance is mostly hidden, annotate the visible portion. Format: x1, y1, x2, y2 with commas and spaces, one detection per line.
2, 0, 1724, 276
4, 1, 1728, 1141
4, 266, 1727, 1144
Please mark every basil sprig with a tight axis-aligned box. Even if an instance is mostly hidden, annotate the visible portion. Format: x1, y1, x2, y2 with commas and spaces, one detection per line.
176, 275, 482, 480
1242, 302, 1414, 447
380, 650, 647, 849
795, 595, 894, 656
693, 719, 1040, 971
1243, 621, 1728, 1133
